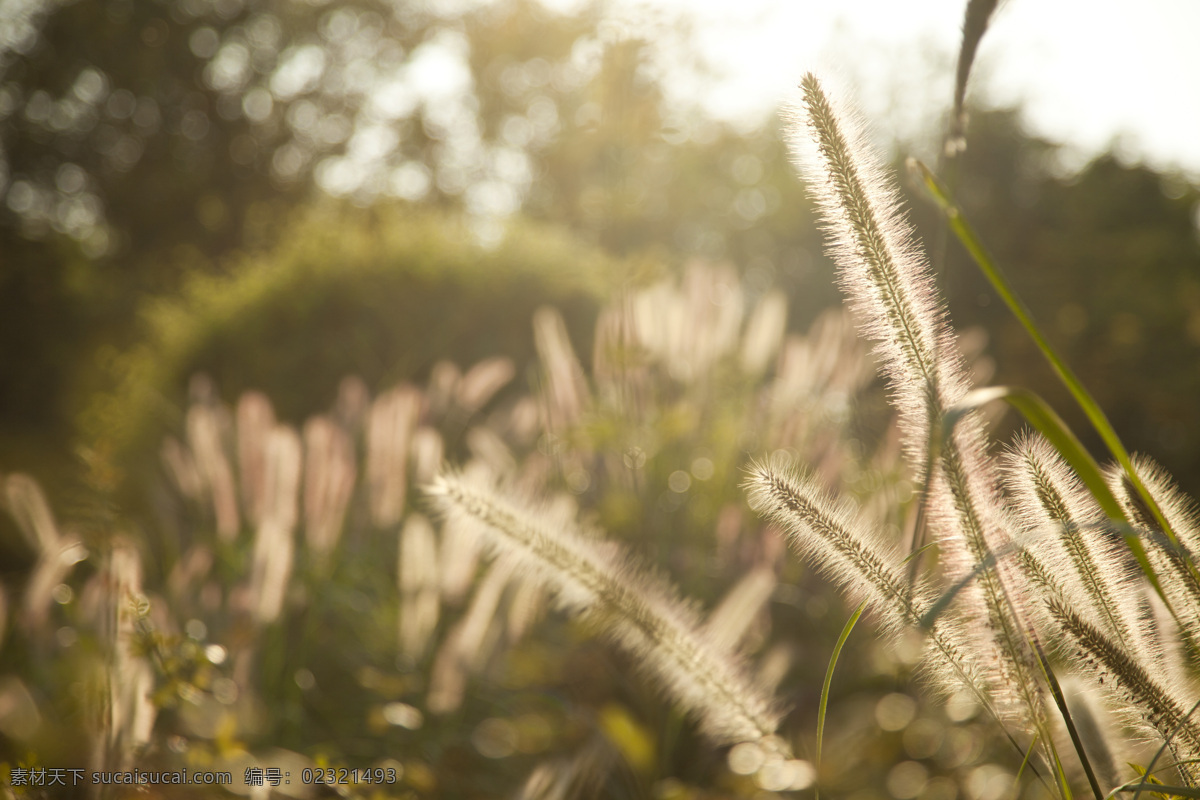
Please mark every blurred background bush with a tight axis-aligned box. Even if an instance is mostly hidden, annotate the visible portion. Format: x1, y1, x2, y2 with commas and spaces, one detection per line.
2, 0, 1198, 506
1, 0, 1198, 796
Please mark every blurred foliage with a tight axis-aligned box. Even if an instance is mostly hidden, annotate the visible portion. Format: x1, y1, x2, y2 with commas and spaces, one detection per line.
1, 0, 1200, 795
1, 0, 1198, 502
4, 269, 994, 798
0, 0, 835, 500
79, 204, 628, 513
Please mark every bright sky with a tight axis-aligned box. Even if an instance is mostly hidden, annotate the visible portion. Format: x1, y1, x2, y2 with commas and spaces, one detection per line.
604, 0, 1200, 179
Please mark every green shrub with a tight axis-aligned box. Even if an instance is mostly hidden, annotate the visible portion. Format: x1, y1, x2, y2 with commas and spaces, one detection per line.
81, 203, 634, 505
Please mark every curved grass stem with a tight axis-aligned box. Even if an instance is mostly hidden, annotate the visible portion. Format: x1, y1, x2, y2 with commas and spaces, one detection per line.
816, 600, 867, 800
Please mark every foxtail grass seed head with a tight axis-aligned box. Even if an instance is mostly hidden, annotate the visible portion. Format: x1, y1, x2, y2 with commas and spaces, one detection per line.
1004, 435, 1147, 652
591, 294, 642, 400
367, 386, 422, 529
107, 540, 155, 770
787, 72, 1018, 592
787, 73, 957, 463
787, 74, 1049, 760
8, 478, 86, 629
740, 290, 789, 376
453, 557, 514, 671
303, 415, 356, 560
22, 534, 87, 633
1124, 454, 1200, 560
756, 644, 794, 694
187, 403, 240, 541
1049, 597, 1200, 773
236, 390, 276, 528
399, 513, 441, 660
411, 426, 446, 486
427, 558, 515, 713
425, 625, 469, 715
506, 574, 547, 642
437, 462, 487, 601
426, 470, 785, 751
743, 459, 997, 720
161, 436, 202, 505
3, 473, 61, 553
534, 307, 590, 433
247, 426, 301, 624
704, 566, 777, 654
334, 374, 371, 430
516, 737, 616, 800
630, 264, 745, 383
744, 458, 918, 631
457, 356, 516, 413
1107, 461, 1200, 661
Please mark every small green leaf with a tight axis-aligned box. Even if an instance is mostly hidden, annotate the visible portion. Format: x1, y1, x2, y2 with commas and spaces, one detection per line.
599, 703, 656, 773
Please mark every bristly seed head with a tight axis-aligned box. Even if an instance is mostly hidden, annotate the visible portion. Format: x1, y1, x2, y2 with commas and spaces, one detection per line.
426, 470, 786, 753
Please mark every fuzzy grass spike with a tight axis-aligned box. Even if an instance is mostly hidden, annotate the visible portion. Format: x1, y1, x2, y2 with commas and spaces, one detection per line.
427, 470, 785, 752
788, 73, 1050, 756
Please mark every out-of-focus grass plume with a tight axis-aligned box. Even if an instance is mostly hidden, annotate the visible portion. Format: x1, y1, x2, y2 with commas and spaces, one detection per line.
1, 265, 916, 797
81, 207, 624, 510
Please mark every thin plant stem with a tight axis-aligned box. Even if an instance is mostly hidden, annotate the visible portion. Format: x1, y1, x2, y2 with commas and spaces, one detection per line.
1032, 637, 1103, 800
816, 600, 867, 800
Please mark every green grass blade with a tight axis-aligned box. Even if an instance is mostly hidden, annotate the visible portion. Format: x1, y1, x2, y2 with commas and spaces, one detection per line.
1110, 762, 1194, 799
951, 0, 1002, 148
1032, 636, 1103, 800
1016, 732, 1041, 790
908, 158, 1183, 556
816, 599, 867, 800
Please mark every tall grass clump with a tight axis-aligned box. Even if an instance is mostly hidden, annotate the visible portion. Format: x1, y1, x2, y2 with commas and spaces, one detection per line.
4, 40, 1197, 800
787, 71, 1052, 756
743, 71, 1200, 797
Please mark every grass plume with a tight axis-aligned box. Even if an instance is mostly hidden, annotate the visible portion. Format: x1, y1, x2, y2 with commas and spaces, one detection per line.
1107, 459, 1200, 668
788, 72, 1051, 757
426, 469, 785, 752
744, 460, 997, 719
1004, 435, 1148, 653
1049, 597, 1200, 782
